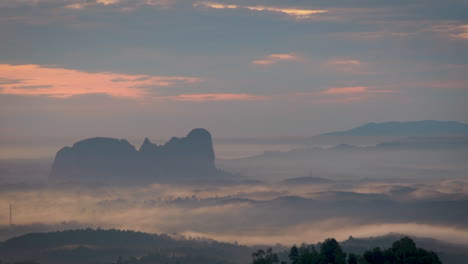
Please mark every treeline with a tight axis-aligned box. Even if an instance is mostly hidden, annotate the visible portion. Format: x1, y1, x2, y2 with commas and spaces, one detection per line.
252, 237, 442, 264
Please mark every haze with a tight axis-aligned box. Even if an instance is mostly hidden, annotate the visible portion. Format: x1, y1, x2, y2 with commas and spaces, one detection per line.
1, 1, 468, 263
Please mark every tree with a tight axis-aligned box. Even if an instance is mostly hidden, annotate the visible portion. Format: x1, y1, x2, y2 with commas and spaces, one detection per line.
362, 237, 442, 264
252, 248, 280, 264
347, 253, 358, 264
259, 237, 442, 264
289, 245, 299, 264
319, 238, 346, 264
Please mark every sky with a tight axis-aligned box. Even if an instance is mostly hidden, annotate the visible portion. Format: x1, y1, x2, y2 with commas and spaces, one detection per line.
1, 0, 468, 153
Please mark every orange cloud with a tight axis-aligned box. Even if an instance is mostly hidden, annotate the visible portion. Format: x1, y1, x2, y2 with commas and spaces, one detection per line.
287, 86, 399, 104
320, 86, 397, 95
251, 60, 276, 65
385, 81, 468, 90
326, 59, 376, 75
194, 2, 327, 19
0, 64, 202, 99
167, 93, 270, 102
245, 6, 327, 18
329, 60, 362, 66
268, 53, 300, 61
252, 53, 301, 66
320, 86, 372, 95
432, 23, 468, 40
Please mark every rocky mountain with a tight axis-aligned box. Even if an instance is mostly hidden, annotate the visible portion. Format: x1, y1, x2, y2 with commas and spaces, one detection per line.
50, 128, 217, 183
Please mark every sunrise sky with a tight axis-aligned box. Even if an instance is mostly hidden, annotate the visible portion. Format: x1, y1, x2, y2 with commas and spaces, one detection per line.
1, 0, 467, 148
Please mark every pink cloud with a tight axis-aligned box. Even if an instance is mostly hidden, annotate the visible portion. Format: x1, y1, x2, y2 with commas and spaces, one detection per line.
0, 64, 202, 99
285, 86, 399, 104
252, 53, 302, 66
431, 23, 468, 40
412, 81, 468, 89
320, 86, 397, 95
326, 59, 377, 75
194, 2, 328, 19
320, 86, 371, 95
329, 59, 363, 66
251, 60, 276, 65
166, 93, 270, 102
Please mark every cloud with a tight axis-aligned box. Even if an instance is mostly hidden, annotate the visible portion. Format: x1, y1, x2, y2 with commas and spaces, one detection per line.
320, 86, 397, 95
163, 86, 399, 104
320, 86, 373, 95
251, 60, 276, 66
63, 0, 174, 10
194, 2, 328, 19
0, 64, 202, 99
245, 6, 327, 18
326, 59, 377, 75
285, 86, 400, 104
166, 93, 270, 102
432, 23, 468, 40
389, 81, 468, 90
252, 53, 302, 66
329, 60, 363, 66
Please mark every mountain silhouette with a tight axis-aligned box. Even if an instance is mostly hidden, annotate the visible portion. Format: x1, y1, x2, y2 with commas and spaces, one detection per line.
321, 120, 468, 137
50, 128, 217, 183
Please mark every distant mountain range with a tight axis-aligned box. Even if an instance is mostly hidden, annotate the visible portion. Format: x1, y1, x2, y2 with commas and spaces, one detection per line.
50, 128, 220, 184
321, 120, 468, 137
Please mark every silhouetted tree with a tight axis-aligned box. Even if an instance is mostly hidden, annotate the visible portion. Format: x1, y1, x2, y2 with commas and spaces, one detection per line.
298, 243, 319, 264
347, 253, 358, 264
258, 237, 443, 264
319, 238, 346, 264
362, 237, 442, 264
252, 248, 280, 264
289, 245, 299, 264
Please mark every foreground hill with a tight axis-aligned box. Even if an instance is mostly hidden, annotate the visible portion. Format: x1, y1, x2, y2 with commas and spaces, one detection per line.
0, 229, 251, 264
321, 120, 468, 137
1, 229, 467, 264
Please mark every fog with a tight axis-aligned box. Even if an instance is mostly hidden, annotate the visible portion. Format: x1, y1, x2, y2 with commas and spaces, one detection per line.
1, 136, 467, 248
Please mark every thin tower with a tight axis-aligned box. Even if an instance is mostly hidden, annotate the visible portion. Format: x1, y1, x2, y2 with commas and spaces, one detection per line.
9, 204, 12, 226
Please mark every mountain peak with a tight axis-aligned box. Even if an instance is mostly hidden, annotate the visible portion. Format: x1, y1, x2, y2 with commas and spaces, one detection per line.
187, 128, 212, 139
139, 137, 157, 152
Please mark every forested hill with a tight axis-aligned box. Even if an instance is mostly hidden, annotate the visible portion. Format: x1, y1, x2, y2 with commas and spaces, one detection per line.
1, 229, 466, 264
0, 229, 251, 264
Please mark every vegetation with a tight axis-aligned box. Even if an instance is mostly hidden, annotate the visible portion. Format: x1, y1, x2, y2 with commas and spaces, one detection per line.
252, 237, 442, 264
0, 230, 445, 264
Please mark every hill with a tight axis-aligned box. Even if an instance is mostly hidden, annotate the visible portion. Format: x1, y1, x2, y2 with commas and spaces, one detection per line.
0, 229, 251, 264
1, 230, 466, 264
